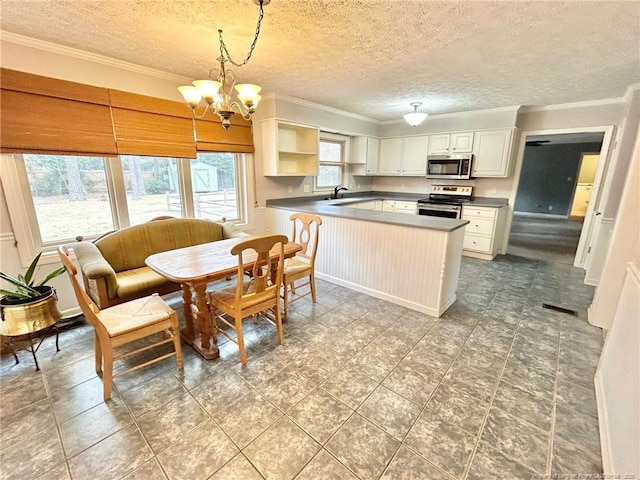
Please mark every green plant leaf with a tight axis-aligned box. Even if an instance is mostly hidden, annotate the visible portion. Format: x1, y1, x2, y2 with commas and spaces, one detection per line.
36, 267, 66, 287
0, 272, 40, 295
0, 289, 32, 300
24, 252, 42, 286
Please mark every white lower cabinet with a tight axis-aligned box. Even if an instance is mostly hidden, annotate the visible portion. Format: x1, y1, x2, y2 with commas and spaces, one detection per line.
462, 205, 507, 260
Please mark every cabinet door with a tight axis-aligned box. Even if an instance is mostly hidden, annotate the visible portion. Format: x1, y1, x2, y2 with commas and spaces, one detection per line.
472, 130, 513, 177
401, 136, 429, 175
366, 137, 380, 175
428, 134, 450, 154
378, 138, 403, 174
450, 132, 474, 153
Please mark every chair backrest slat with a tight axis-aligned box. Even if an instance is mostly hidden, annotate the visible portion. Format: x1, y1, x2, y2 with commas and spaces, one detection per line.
290, 213, 322, 263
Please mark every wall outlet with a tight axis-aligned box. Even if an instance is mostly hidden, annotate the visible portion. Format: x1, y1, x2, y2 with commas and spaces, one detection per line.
491, 187, 497, 194
288, 186, 293, 193
303, 184, 310, 193
548, 205, 553, 210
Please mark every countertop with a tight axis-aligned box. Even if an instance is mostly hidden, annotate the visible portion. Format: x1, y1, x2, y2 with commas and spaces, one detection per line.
266, 192, 475, 232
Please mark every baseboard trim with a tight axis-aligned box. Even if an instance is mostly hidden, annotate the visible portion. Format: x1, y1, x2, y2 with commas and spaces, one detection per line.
315, 272, 448, 317
594, 371, 614, 473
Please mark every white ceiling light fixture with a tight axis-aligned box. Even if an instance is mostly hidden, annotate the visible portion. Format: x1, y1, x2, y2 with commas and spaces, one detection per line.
178, 0, 269, 130
403, 102, 428, 127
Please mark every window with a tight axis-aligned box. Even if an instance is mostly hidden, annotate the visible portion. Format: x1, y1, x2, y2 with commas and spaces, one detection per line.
23, 154, 115, 243
315, 133, 347, 190
2, 151, 249, 265
121, 156, 181, 225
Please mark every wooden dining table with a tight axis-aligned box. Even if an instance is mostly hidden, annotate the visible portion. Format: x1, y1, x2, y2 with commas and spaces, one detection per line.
145, 237, 301, 360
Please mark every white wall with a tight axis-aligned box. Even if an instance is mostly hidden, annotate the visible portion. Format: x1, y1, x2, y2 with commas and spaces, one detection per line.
591, 121, 640, 477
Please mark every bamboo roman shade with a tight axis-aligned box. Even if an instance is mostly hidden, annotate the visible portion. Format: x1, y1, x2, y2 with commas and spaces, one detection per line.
0, 69, 117, 155
195, 116, 254, 153
0, 69, 255, 157
108, 90, 196, 158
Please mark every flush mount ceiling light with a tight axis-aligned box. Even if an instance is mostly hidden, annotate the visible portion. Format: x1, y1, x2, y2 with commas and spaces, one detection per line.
403, 102, 428, 127
178, 0, 269, 130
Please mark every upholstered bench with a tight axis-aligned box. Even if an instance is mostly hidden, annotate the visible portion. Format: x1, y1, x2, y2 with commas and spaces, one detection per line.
74, 218, 247, 309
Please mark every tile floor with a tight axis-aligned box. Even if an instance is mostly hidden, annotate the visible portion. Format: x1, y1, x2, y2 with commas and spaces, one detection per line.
0, 255, 605, 480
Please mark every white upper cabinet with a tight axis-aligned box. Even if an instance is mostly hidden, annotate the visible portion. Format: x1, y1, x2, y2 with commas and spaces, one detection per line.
472, 129, 514, 177
401, 136, 429, 175
428, 132, 474, 154
262, 119, 319, 176
351, 136, 380, 175
378, 138, 403, 174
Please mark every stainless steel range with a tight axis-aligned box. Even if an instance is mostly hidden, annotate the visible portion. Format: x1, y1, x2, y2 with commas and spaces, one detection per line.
417, 185, 473, 219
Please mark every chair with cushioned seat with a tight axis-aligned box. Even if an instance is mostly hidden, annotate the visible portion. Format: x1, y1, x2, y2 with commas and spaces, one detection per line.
208, 234, 287, 367
281, 213, 322, 318
58, 245, 183, 400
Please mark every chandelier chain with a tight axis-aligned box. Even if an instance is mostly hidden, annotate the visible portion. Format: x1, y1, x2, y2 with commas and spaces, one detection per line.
218, 0, 265, 67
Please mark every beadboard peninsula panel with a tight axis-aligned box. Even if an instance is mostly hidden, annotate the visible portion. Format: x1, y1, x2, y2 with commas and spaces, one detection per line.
267, 207, 464, 317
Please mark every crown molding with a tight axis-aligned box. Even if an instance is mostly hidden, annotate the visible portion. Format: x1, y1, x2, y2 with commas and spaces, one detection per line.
266, 93, 380, 124
520, 97, 624, 113
0, 31, 191, 83
379, 105, 523, 125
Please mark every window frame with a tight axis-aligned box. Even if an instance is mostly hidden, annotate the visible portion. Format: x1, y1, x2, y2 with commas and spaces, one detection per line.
1, 151, 251, 267
314, 132, 349, 192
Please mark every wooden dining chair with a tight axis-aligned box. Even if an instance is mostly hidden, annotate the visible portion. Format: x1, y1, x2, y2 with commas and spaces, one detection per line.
281, 213, 322, 318
208, 234, 288, 367
57, 246, 183, 400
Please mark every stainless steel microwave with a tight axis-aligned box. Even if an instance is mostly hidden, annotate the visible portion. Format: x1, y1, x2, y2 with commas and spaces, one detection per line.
426, 154, 473, 180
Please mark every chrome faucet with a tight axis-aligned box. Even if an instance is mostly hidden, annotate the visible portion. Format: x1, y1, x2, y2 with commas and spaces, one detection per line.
332, 185, 349, 199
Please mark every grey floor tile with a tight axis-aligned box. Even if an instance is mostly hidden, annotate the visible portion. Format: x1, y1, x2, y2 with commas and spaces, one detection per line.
480, 408, 550, 473
466, 442, 539, 480
0, 371, 48, 416
208, 453, 263, 480
0, 397, 56, 446
289, 348, 344, 384
156, 420, 238, 480
287, 387, 353, 444
137, 392, 208, 453
254, 366, 317, 412
122, 458, 168, 480
321, 364, 379, 409
382, 361, 440, 406
554, 405, 601, 455
326, 413, 400, 480
501, 357, 556, 399
216, 389, 283, 448
59, 394, 133, 458
425, 383, 490, 437
557, 358, 597, 390
456, 343, 506, 376
190, 368, 252, 422
68, 423, 153, 480
120, 370, 187, 418
295, 449, 358, 480
357, 385, 422, 441
551, 437, 603, 475
244, 417, 321, 480
493, 380, 554, 432
50, 376, 112, 423
347, 344, 401, 382
173, 355, 228, 390
34, 462, 71, 480
380, 446, 451, 480
404, 414, 476, 479
0, 425, 65, 480
556, 380, 598, 419
440, 363, 500, 403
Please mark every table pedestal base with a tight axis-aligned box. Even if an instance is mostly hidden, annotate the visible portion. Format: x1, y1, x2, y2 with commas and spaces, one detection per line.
180, 327, 219, 360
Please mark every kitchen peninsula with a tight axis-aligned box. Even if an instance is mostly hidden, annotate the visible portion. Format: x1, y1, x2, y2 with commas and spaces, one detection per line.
266, 193, 469, 317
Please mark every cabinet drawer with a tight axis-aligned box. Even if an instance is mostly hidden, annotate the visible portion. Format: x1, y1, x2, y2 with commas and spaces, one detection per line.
464, 218, 494, 235
462, 207, 497, 219
463, 234, 493, 253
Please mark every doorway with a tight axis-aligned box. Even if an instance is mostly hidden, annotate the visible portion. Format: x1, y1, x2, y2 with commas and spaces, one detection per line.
507, 132, 605, 265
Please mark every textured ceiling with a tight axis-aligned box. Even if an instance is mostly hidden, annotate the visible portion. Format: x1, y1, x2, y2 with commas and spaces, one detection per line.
1, 1, 639, 121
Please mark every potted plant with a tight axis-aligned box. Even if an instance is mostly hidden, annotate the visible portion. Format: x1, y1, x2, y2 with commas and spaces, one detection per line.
0, 253, 65, 337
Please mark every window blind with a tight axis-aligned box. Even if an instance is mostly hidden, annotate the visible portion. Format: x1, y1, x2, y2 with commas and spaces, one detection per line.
0, 68, 117, 155
195, 116, 254, 153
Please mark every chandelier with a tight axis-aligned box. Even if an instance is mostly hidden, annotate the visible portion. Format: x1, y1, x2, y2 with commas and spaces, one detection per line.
403, 102, 428, 127
178, 0, 269, 130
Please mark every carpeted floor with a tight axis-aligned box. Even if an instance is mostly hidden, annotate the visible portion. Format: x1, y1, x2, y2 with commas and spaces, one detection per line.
507, 214, 584, 265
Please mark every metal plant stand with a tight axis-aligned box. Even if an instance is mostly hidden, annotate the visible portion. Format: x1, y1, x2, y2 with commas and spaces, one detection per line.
3, 324, 60, 371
